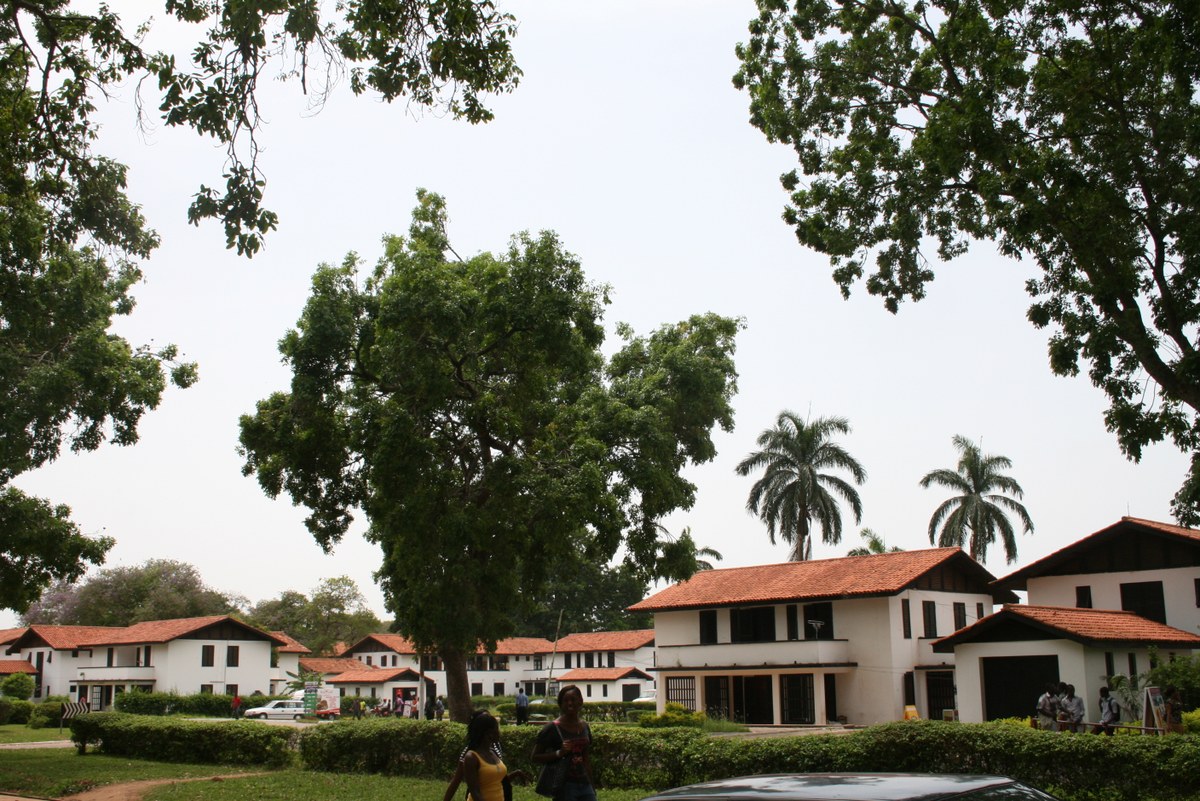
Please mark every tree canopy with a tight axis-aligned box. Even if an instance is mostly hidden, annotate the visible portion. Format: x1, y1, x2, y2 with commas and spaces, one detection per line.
734, 0, 1200, 520
21, 559, 244, 626
736, 411, 866, 560
920, 435, 1034, 563
1, 0, 521, 615
246, 577, 383, 655
238, 191, 740, 719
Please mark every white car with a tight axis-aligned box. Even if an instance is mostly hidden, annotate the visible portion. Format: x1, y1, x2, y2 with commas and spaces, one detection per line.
243, 699, 309, 720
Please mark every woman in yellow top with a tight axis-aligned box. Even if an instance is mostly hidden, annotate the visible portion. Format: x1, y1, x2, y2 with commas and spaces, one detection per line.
464, 712, 508, 801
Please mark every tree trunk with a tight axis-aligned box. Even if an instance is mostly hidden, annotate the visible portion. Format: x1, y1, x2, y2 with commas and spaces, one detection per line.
442, 646, 473, 723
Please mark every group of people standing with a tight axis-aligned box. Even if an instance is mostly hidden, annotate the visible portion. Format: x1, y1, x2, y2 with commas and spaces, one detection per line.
1036, 682, 1119, 734
444, 684, 596, 801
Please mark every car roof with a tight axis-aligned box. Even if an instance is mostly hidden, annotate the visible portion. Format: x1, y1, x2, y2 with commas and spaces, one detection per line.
639, 774, 1024, 801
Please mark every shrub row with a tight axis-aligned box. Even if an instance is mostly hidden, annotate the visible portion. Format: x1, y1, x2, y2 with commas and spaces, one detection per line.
0, 698, 34, 725
491, 700, 654, 722
66, 713, 1200, 801
114, 691, 288, 717
70, 712, 296, 767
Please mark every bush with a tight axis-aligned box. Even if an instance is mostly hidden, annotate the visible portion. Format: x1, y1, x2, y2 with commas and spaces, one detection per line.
0, 697, 12, 725
28, 696, 70, 729
1, 672, 34, 701
640, 703, 706, 728
114, 691, 290, 716
7, 699, 33, 725
69, 712, 296, 767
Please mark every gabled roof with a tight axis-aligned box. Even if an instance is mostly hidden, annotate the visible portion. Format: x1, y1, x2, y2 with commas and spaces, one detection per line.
6, 616, 286, 651
300, 657, 366, 675
994, 517, 1200, 591
558, 666, 653, 682
0, 628, 25, 646
327, 667, 421, 684
0, 659, 38, 675
932, 604, 1200, 652
554, 630, 654, 652
630, 548, 1011, 612
271, 631, 312, 654
341, 633, 555, 657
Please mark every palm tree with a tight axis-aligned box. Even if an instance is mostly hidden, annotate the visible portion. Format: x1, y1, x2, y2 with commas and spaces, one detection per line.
847, 527, 903, 556
920, 435, 1034, 564
736, 411, 867, 561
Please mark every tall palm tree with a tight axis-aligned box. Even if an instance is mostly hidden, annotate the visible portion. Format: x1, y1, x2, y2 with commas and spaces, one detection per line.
920, 435, 1034, 564
736, 411, 867, 561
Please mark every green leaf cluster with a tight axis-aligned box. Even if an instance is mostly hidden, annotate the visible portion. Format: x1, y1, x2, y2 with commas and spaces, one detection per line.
735, 0, 1200, 518
238, 191, 741, 698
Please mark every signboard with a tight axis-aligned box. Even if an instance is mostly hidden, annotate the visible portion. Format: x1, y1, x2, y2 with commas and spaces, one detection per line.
62, 701, 90, 720
903, 705, 921, 720
317, 685, 339, 715
1144, 686, 1166, 734
304, 681, 319, 713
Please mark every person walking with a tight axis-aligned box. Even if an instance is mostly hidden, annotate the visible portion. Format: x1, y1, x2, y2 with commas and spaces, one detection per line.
532, 685, 595, 801
515, 688, 530, 725
1093, 686, 1120, 735
231, 694, 242, 719
436, 697, 446, 721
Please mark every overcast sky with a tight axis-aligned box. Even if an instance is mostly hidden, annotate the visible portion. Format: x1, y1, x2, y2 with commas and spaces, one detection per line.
5, 1, 1190, 629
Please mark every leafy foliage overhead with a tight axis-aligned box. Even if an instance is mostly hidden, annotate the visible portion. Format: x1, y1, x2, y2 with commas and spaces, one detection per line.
734, 0, 1200, 519
238, 191, 741, 718
246, 577, 383, 656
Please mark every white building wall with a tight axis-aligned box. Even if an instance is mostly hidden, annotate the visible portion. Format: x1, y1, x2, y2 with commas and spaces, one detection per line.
1026, 567, 1200, 633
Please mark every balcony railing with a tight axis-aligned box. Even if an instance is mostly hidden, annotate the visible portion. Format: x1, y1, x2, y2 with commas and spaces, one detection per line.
655, 639, 851, 669
75, 665, 157, 681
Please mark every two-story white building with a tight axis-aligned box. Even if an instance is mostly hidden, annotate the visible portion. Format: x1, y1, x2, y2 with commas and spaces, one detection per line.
630, 548, 1013, 725
268, 630, 312, 695
935, 517, 1200, 723
3, 616, 288, 709
536, 629, 656, 702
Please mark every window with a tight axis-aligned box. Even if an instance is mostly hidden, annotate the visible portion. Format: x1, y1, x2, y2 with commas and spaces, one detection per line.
1076, 586, 1093, 608
227, 684, 238, 697
1128, 653, 1138, 676
564, 653, 573, 669
699, 610, 718, 644
922, 601, 938, 638
602, 685, 608, 697
471, 683, 483, 696
786, 605, 800, 640
607, 651, 615, 668
901, 599, 912, 639
586, 685, 592, 697
585, 652, 594, 668
106, 648, 114, 667
1194, 578, 1200, 607
493, 683, 504, 696
730, 606, 776, 643
975, 602, 984, 620
953, 602, 966, 631
200, 684, 213, 694
533, 655, 543, 670
201, 645, 215, 667
365, 655, 372, 666
665, 676, 696, 711
803, 602, 834, 640
1120, 581, 1166, 623
1105, 652, 1115, 678
226, 645, 240, 667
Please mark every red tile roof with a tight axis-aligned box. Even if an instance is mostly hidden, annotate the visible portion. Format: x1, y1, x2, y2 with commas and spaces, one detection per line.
554, 630, 654, 652
0, 628, 25, 645
300, 657, 367, 675
630, 548, 989, 611
271, 631, 312, 654
327, 667, 421, 684
342, 633, 554, 657
558, 667, 653, 682
933, 604, 1200, 652
0, 659, 38, 675
995, 517, 1200, 590
7, 617, 286, 651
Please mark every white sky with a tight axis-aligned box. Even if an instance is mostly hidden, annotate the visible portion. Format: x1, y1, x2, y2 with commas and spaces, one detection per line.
4, 1, 1190, 628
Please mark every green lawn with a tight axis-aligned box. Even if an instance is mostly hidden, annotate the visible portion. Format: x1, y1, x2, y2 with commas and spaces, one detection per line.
0, 747, 260, 798
0, 748, 655, 801
0, 723, 72, 743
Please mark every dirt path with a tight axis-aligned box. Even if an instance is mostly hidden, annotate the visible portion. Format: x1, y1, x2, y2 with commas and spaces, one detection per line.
60, 773, 268, 801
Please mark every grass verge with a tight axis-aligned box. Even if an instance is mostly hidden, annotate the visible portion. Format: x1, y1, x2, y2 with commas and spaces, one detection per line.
0, 747, 261, 798
0, 724, 72, 744
152, 773, 656, 801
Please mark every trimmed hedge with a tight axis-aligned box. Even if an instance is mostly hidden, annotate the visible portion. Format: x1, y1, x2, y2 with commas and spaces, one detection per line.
114, 691, 289, 717
492, 700, 654, 722
69, 712, 297, 767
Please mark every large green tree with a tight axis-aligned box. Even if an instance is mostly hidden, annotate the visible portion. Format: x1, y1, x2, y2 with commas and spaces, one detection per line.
1, 0, 521, 613
246, 577, 383, 655
238, 191, 741, 721
736, 411, 866, 561
508, 559, 654, 639
21, 559, 244, 626
734, 0, 1200, 520
920, 435, 1034, 563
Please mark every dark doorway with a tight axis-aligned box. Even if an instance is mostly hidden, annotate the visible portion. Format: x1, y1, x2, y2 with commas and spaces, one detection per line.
824, 674, 838, 723
622, 684, 641, 702
781, 674, 815, 724
704, 676, 731, 718
925, 671, 956, 720
733, 675, 774, 724
982, 655, 1059, 721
